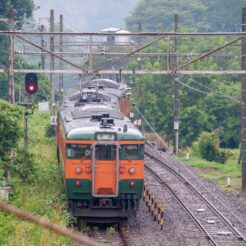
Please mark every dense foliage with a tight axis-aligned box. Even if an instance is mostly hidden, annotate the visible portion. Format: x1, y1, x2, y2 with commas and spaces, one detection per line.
0, 109, 70, 244
0, 0, 34, 66
0, 0, 50, 102
0, 100, 37, 182
0, 99, 22, 157
126, 1, 242, 148
126, 0, 246, 32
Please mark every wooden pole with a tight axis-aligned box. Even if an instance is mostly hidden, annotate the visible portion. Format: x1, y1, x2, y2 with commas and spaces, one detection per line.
0, 201, 101, 246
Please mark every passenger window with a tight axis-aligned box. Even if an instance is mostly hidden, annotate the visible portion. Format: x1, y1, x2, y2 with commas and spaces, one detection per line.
66, 144, 92, 159
120, 144, 144, 160
96, 145, 116, 160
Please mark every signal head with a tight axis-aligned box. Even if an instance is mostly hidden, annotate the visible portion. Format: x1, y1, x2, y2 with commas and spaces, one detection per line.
25, 73, 38, 94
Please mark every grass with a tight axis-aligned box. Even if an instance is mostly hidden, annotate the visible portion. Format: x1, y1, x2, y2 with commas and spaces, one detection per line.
178, 149, 243, 195
0, 110, 72, 245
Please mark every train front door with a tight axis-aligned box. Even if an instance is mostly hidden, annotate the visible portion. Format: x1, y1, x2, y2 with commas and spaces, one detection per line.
92, 144, 119, 197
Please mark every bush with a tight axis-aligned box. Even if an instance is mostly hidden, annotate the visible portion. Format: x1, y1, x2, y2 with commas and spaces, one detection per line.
194, 131, 230, 164
197, 132, 220, 161
215, 149, 231, 164
0, 100, 22, 157
191, 141, 199, 155
2, 147, 36, 183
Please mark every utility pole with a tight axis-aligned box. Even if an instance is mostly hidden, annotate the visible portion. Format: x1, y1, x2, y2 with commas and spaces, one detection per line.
40, 25, 45, 69
173, 14, 179, 155
8, 6, 15, 104
89, 35, 93, 73
24, 110, 28, 148
241, 7, 246, 190
50, 9, 55, 118
138, 22, 142, 45
59, 14, 64, 103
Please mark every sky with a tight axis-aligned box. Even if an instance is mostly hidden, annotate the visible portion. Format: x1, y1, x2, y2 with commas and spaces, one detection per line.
33, 0, 138, 32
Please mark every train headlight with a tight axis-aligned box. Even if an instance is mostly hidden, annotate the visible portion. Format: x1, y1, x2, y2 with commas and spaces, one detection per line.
128, 167, 136, 174
129, 181, 135, 187
75, 167, 82, 174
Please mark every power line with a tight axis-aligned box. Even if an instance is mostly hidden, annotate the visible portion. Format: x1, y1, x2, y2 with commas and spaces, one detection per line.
189, 78, 241, 100
178, 80, 243, 105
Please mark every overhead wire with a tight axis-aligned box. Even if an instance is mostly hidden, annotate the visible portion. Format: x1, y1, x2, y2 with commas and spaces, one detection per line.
208, 78, 245, 93
134, 105, 167, 148
178, 79, 243, 105
188, 78, 241, 101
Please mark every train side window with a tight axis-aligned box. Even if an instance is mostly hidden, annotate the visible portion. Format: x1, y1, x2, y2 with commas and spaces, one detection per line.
120, 144, 144, 160
66, 144, 92, 159
96, 145, 116, 160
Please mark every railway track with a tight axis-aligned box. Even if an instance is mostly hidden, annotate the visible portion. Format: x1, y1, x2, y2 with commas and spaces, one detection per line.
145, 143, 246, 246
76, 222, 129, 246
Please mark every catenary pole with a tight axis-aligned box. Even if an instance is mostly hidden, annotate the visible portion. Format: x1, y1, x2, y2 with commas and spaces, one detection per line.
50, 9, 55, 118
59, 14, 64, 103
173, 14, 179, 155
40, 25, 45, 69
8, 6, 15, 103
242, 7, 246, 190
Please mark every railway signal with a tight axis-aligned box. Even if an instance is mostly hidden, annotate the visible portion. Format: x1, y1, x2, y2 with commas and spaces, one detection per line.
25, 73, 38, 94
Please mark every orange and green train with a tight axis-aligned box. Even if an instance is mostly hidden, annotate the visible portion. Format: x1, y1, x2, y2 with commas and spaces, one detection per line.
56, 79, 144, 222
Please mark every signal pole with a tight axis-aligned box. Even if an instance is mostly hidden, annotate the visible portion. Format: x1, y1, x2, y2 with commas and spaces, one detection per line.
242, 7, 246, 190
59, 14, 64, 103
173, 14, 179, 155
50, 9, 55, 118
8, 6, 15, 104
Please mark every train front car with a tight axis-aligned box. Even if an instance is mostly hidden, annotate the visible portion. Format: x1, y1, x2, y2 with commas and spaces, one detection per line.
57, 79, 144, 222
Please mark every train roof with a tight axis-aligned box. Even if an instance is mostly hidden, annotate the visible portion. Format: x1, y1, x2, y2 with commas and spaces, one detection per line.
59, 104, 143, 140
59, 79, 143, 141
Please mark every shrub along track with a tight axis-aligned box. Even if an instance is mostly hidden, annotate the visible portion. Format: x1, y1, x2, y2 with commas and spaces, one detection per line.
145, 142, 246, 245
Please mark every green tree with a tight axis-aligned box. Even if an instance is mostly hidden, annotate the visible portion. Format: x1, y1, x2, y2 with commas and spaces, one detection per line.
129, 35, 241, 148
0, 0, 37, 101
125, 0, 245, 32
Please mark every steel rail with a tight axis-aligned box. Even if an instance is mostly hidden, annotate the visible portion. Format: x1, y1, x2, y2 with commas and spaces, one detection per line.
118, 223, 129, 246
15, 51, 243, 57
0, 68, 246, 75
145, 149, 246, 243
146, 141, 246, 229
1, 31, 246, 36
145, 165, 217, 246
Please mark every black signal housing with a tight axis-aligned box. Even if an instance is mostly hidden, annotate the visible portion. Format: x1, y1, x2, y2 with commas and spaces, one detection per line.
25, 73, 38, 94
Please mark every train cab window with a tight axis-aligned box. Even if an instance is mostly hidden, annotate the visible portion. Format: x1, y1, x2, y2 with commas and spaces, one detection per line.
96, 145, 116, 160
120, 144, 144, 160
66, 144, 92, 159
